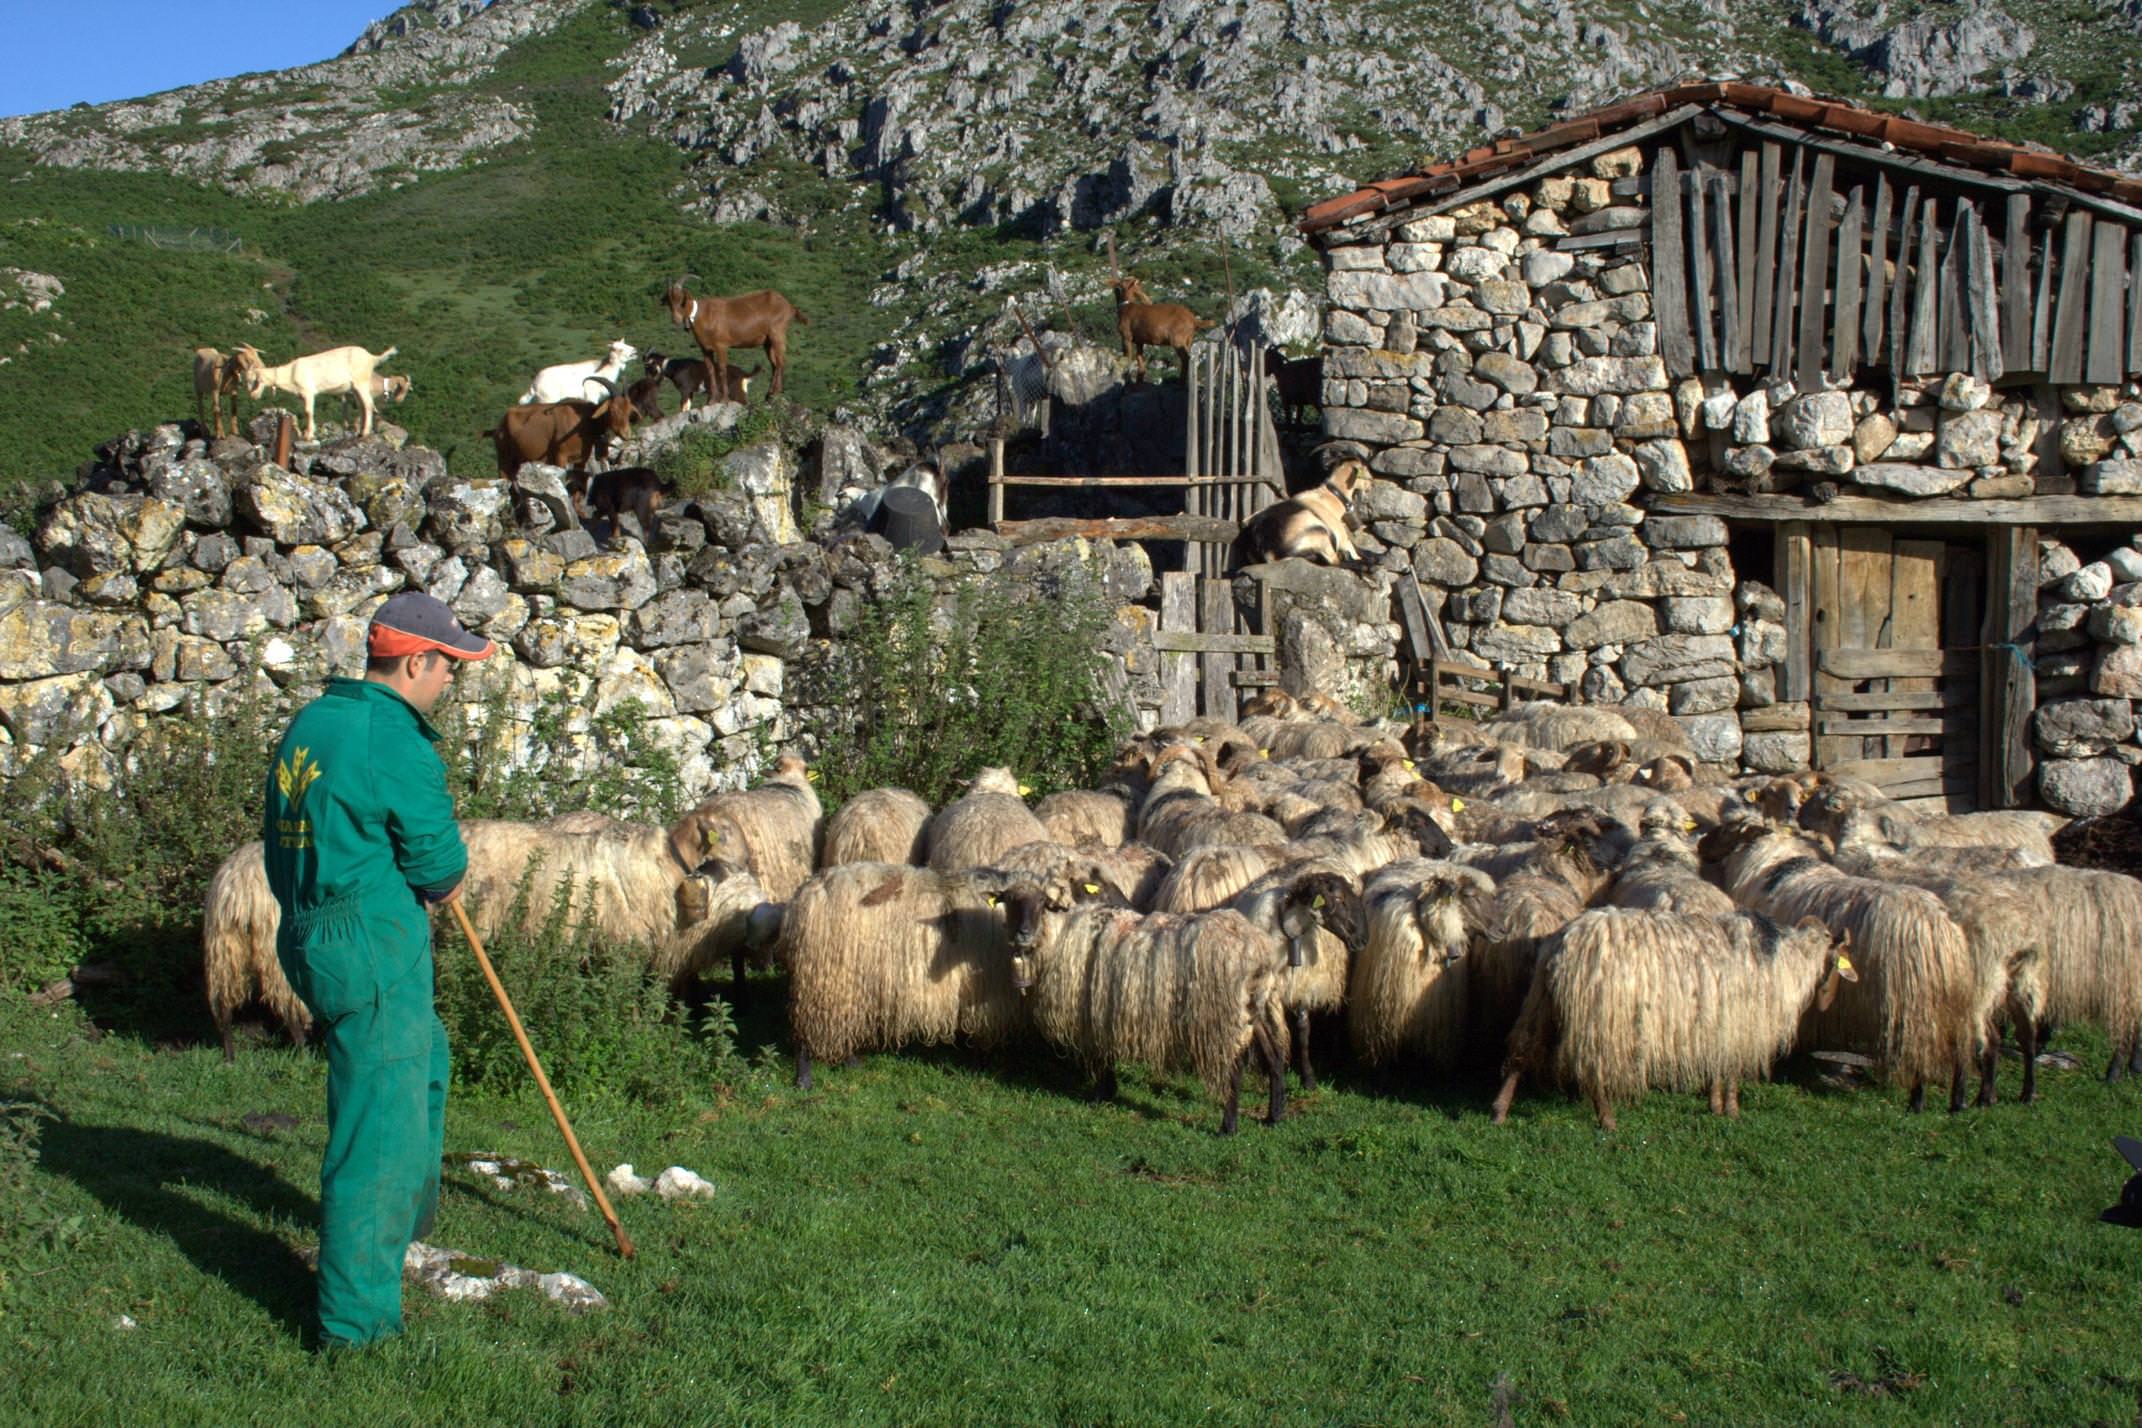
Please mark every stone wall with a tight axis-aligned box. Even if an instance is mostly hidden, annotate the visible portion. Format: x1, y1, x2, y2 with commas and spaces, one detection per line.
1314, 139, 2142, 796
2034, 535, 2142, 814
0, 411, 1399, 798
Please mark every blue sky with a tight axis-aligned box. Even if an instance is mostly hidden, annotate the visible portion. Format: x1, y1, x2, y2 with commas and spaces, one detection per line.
4, 3, 399, 119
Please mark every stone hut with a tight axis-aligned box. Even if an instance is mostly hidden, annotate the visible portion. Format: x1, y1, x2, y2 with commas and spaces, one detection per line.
1300, 82, 2142, 815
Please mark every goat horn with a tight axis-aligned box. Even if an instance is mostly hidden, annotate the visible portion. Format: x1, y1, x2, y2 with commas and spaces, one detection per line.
589, 376, 621, 397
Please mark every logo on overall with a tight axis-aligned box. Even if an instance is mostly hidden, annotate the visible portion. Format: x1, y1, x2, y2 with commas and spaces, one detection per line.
277, 746, 323, 814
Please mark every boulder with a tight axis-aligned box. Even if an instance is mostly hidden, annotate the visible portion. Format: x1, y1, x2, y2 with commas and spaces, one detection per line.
236, 466, 365, 546
2035, 698, 2136, 758
2038, 756, 2133, 817
1773, 391, 1853, 450
1565, 600, 1658, 650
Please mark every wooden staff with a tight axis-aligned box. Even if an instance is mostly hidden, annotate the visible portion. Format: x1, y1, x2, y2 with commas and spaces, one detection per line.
449, 899, 635, 1259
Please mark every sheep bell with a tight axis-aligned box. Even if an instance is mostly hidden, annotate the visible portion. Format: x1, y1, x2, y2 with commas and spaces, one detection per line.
1278, 897, 1321, 969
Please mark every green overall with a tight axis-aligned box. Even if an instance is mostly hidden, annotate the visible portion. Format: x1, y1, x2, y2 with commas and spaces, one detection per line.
263, 677, 468, 1347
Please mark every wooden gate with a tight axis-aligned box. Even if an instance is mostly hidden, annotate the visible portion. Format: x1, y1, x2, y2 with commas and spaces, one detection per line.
1808, 527, 1984, 808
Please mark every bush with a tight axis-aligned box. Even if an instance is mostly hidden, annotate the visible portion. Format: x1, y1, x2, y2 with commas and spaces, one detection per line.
801, 556, 1131, 808
651, 401, 794, 501
433, 866, 736, 1105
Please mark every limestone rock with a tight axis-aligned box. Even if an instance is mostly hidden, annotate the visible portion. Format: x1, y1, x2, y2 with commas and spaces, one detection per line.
2035, 698, 2135, 758
1565, 600, 1658, 650
1852, 463, 1972, 497
1934, 409, 2002, 468
2038, 757, 2133, 817
1773, 391, 1853, 450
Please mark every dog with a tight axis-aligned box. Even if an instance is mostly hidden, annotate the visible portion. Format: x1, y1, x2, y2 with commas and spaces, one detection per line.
579, 465, 674, 550
643, 351, 757, 412
1228, 459, 1369, 571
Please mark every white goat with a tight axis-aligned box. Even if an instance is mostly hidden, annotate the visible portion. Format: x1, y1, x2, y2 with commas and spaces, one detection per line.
243, 343, 399, 440
521, 339, 638, 405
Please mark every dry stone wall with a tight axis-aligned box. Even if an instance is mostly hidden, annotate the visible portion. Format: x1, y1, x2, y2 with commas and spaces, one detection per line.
0, 412, 1279, 801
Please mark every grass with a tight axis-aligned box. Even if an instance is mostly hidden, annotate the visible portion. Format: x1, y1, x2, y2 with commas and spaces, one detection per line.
5, 984, 2140, 1424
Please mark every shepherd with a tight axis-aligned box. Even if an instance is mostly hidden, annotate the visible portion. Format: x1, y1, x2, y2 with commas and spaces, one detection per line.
262, 592, 494, 1348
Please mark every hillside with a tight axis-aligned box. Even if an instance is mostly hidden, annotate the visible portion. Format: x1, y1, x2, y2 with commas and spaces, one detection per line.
4, 0, 2142, 500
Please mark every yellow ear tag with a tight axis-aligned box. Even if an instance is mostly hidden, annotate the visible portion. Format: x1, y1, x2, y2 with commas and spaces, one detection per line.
1835, 954, 1853, 972
986, 894, 1000, 907
1192, 735, 1206, 744
1402, 760, 1415, 771
1312, 894, 1325, 909
1259, 748, 1271, 758
1451, 797, 1465, 813
1082, 882, 1100, 894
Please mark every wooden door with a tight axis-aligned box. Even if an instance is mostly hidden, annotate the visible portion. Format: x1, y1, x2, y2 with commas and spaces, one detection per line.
1809, 529, 1982, 809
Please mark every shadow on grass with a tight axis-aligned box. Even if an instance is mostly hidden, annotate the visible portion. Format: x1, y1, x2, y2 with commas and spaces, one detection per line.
38, 1112, 320, 1344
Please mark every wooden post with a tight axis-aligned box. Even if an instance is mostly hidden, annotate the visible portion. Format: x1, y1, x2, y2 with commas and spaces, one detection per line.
1159, 573, 1197, 727
1981, 525, 2038, 810
987, 437, 1005, 528
1781, 521, 1812, 704
1199, 577, 1233, 719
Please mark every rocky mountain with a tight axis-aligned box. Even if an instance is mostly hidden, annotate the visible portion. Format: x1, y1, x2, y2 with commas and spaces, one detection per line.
1, 0, 2140, 472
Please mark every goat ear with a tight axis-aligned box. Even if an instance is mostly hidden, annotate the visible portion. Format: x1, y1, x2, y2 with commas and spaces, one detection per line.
668, 816, 702, 870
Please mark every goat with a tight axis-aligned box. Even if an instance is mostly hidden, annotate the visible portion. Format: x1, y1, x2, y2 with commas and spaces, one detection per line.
642, 350, 755, 412
582, 466, 672, 549
242, 343, 399, 440
1262, 349, 1323, 427
340, 370, 410, 427
486, 379, 635, 480
521, 339, 637, 406
1109, 276, 1206, 381
190, 345, 259, 439
663, 279, 806, 401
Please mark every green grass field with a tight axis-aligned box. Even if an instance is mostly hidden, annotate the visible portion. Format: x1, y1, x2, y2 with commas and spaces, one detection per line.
5, 984, 2139, 1425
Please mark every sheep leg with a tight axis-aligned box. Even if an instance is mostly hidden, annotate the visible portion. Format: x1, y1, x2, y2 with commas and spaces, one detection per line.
1908, 1079, 1927, 1113
2106, 1046, 2128, 1083
1978, 1024, 2002, 1108
1725, 1079, 1741, 1118
1948, 1056, 1968, 1114
1255, 1025, 1287, 1127
2128, 1033, 2141, 1076
219, 1023, 235, 1065
1220, 1048, 1252, 1136
794, 1046, 813, 1090
2019, 1016, 2040, 1104
1094, 1066, 1118, 1102
1590, 1087, 1617, 1132
731, 948, 749, 1007
1292, 1006, 1316, 1092
1708, 1079, 1723, 1116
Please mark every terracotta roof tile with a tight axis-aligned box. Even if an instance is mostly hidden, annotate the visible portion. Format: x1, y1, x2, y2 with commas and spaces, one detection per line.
1299, 83, 2141, 236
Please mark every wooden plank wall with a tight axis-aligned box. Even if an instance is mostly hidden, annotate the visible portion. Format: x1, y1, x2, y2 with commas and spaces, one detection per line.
1642, 130, 2138, 385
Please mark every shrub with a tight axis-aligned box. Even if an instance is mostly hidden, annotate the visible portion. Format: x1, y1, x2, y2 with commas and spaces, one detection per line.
651, 401, 793, 501
433, 866, 736, 1105
801, 556, 1131, 808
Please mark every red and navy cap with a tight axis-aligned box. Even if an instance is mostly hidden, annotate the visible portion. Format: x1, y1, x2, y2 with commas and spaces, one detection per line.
368, 592, 495, 661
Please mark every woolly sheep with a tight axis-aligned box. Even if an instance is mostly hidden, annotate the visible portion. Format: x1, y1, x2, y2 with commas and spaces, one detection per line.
1153, 843, 1290, 914
689, 752, 824, 899
1036, 789, 1136, 849
1347, 859, 1495, 1069
1491, 909, 1856, 1130
1484, 701, 1640, 754
202, 840, 310, 1059
821, 787, 932, 867
925, 766, 1049, 872
989, 839, 1172, 911
1704, 815, 1985, 1112
1800, 784, 2059, 867
782, 860, 1049, 1088
1227, 863, 1369, 1088
1609, 802, 1736, 918
1001, 890, 1344, 1133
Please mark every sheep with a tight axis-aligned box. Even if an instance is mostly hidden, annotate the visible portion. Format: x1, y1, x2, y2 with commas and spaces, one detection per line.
1484, 701, 1641, 754
203, 810, 778, 1057
1703, 814, 1985, 1112
688, 753, 824, 901
1001, 882, 1351, 1133
1228, 864, 1369, 1088
1608, 801, 1736, 917
243, 342, 400, 440
1347, 859, 1495, 1070
202, 840, 311, 1059
1490, 910, 1857, 1130
1800, 783, 2059, 867
781, 862, 1034, 1089
1874, 864, 2142, 1102
1036, 788, 1135, 849
925, 767, 1048, 872
459, 817, 777, 996
988, 839, 1172, 912
1468, 811, 1634, 1044
821, 787, 932, 867
1152, 843, 1289, 914
521, 338, 638, 405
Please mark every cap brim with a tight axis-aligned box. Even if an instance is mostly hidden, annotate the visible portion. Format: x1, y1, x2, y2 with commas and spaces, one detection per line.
369, 622, 495, 661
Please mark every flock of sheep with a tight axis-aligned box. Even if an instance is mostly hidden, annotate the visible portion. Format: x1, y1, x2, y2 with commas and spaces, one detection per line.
202, 693, 2142, 1133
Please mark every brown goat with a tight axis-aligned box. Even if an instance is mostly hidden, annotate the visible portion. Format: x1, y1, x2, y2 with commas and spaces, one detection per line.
1110, 277, 1206, 381
581, 466, 673, 549
486, 381, 636, 480
191, 345, 260, 438
663, 280, 806, 402
643, 350, 756, 412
